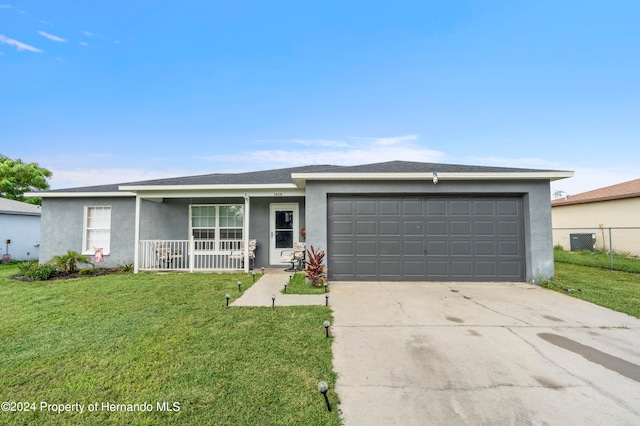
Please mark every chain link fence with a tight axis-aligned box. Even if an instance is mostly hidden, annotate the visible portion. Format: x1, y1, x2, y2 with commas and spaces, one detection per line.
552, 227, 640, 271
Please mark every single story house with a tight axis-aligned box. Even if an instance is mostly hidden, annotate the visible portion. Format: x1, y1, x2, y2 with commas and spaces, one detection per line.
30, 161, 572, 282
552, 178, 640, 255
0, 197, 41, 262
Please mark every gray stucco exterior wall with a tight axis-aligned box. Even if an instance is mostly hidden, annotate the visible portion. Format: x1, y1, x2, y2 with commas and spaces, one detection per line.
304, 179, 554, 281
40, 195, 305, 269
40, 197, 136, 267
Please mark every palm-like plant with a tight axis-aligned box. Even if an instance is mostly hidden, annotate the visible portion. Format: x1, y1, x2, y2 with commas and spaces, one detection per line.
49, 250, 93, 273
304, 246, 327, 287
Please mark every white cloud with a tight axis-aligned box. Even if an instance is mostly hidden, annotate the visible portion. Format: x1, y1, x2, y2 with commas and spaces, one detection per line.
38, 20, 54, 26
79, 41, 88, 46
49, 168, 186, 190
200, 134, 444, 168
468, 155, 564, 169
0, 4, 25, 14
370, 134, 419, 146
0, 34, 43, 52
550, 166, 638, 198
468, 155, 637, 196
288, 139, 351, 148
83, 31, 94, 37
38, 31, 67, 43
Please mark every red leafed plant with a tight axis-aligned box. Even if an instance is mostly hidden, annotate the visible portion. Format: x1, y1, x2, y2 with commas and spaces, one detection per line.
304, 245, 327, 287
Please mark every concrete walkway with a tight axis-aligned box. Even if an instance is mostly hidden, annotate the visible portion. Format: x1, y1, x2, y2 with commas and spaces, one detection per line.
231, 268, 328, 306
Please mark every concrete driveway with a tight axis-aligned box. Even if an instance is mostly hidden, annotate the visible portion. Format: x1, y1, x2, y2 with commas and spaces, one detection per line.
329, 281, 640, 425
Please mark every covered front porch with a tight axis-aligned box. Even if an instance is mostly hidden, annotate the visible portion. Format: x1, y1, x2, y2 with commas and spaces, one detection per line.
125, 184, 306, 273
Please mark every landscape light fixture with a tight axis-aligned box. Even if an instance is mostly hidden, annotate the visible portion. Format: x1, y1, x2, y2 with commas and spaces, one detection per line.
252, 272, 256, 282
272, 294, 276, 308
261, 267, 265, 275
325, 293, 329, 306
284, 282, 288, 293
323, 282, 328, 293
237, 281, 242, 292
323, 320, 330, 337
225, 294, 230, 307
432, 171, 438, 184
318, 381, 331, 412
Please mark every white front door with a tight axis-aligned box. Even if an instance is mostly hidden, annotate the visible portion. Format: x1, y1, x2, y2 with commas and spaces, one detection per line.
269, 203, 299, 265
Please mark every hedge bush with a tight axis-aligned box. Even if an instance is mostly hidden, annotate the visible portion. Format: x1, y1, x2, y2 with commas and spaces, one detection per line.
26, 263, 57, 281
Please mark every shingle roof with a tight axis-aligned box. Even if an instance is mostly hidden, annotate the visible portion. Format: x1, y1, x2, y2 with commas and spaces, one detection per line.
45, 165, 339, 193
41, 160, 569, 194
0, 197, 42, 215
552, 178, 640, 206
320, 160, 552, 174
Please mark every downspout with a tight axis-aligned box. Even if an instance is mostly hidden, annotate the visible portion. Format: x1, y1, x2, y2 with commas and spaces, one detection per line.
243, 193, 250, 273
133, 195, 141, 273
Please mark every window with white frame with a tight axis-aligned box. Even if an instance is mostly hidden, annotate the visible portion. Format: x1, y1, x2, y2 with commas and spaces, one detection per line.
83, 206, 111, 255
191, 205, 243, 251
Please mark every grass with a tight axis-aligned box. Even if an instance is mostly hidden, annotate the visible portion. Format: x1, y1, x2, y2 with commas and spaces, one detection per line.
543, 261, 640, 319
554, 246, 640, 274
281, 273, 326, 295
0, 265, 340, 425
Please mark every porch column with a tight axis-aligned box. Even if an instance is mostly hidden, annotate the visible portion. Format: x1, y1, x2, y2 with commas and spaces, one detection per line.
133, 195, 141, 273
243, 193, 250, 273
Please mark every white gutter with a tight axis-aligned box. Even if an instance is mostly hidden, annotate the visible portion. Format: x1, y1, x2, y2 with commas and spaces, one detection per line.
25, 191, 136, 198
118, 183, 298, 191
290, 171, 575, 188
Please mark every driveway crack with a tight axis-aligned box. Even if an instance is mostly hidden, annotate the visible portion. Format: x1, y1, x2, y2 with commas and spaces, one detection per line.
448, 285, 534, 326
380, 283, 417, 325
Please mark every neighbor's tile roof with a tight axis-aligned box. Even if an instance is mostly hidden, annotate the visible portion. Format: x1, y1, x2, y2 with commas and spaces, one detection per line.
43, 160, 565, 194
0, 197, 42, 215
552, 178, 640, 206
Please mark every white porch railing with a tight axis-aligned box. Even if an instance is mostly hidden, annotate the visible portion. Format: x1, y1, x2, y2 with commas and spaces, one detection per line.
139, 239, 244, 271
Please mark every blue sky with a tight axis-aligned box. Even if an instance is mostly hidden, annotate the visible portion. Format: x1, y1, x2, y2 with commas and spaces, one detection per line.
1, 1, 638, 196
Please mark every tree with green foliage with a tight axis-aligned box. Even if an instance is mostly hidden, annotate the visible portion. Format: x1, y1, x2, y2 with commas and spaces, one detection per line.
0, 154, 52, 205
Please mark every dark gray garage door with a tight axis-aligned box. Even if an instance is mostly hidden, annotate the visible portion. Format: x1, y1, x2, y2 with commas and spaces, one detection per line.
328, 195, 524, 282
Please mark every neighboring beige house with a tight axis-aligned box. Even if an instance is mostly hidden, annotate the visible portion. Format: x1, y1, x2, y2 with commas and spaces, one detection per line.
551, 179, 640, 255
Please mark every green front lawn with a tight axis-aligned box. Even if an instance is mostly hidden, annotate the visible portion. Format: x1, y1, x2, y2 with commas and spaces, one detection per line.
554, 246, 640, 273
0, 266, 340, 425
546, 262, 640, 319
281, 273, 327, 295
